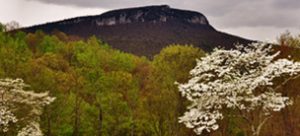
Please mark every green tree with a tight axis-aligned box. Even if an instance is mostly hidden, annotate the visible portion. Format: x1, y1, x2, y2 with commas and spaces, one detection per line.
144, 45, 206, 136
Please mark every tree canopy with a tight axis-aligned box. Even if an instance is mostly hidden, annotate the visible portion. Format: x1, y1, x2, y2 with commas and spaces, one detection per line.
177, 43, 300, 135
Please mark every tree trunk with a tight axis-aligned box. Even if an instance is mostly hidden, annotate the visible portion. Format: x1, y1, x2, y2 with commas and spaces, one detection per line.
176, 92, 185, 136
98, 106, 103, 136
159, 117, 164, 136
281, 108, 294, 136
72, 93, 81, 136
46, 106, 52, 136
251, 116, 271, 136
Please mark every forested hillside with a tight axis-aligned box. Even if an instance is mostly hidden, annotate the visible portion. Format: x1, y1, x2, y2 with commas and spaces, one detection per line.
19, 5, 253, 58
1, 24, 300, 136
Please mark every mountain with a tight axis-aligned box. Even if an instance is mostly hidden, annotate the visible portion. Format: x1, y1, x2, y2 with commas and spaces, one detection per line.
19, 5, 253, 58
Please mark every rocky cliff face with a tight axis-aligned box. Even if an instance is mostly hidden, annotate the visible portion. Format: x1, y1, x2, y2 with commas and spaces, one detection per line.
55, 5, 210, 27
20, 5, 252, 58
91, 5, 209, 26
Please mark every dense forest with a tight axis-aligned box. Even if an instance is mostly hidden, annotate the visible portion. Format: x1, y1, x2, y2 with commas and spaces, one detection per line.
0, 23, 300, 136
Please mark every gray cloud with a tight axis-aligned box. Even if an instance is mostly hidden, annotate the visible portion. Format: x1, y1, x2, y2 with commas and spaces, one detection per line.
26, 0, 169, 8
26, 0, 300, 31
209, 0, 300, 29
272, 0, 300, 9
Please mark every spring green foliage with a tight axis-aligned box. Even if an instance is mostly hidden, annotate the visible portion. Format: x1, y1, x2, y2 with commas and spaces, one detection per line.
1, 30, 300, 136
0, 30, 205, 136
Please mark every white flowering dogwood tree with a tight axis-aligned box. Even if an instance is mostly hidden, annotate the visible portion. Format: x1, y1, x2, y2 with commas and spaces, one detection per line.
0, 78, 55, 136
177, 43, 300, 136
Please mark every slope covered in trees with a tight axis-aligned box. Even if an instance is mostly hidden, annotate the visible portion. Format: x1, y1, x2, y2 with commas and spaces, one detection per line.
19, 5, 253, 58
1, 24, 300, 135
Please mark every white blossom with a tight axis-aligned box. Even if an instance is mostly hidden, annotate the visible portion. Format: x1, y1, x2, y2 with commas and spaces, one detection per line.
17, 122, 43, 136
0, 78, 55, 135
177, 43, 300, 135
0, 105, 18, 132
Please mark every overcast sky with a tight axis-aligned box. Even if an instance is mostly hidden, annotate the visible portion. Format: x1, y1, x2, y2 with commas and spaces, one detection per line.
1, 0, 300, 41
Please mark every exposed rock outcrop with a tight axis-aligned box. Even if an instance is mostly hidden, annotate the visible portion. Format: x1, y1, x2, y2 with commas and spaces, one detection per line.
92, 5, 210, 26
